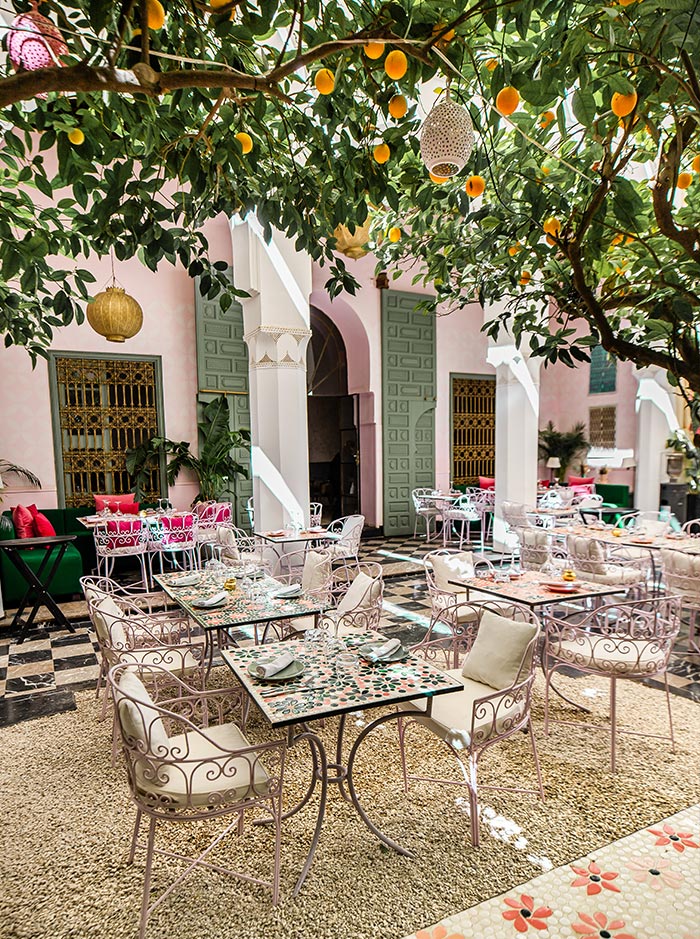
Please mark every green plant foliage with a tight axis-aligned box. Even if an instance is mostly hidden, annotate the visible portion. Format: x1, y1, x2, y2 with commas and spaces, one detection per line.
538, 421, 590, 483
0, 1, 698, 392
125, 395, 249, 502
0, 459, 42, 503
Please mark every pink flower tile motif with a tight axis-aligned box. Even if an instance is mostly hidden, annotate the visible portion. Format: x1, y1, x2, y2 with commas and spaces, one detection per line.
502, 894, 552, 932
648, 823, 699, 853
415, 927, 464, 939
572, 911, 637, 938
626, 855, 684, 890
570, 860, 620, 895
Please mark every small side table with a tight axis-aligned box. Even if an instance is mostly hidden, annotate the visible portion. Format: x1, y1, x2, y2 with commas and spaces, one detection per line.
0, 534, 77, 643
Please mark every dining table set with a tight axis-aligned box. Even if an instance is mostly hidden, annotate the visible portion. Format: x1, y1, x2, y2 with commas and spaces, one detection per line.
447, 567, 624, 609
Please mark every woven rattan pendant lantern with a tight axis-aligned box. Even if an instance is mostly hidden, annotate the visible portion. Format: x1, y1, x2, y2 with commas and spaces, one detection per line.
420, 91, 475, 178
333, 220, 371, 259
87, 285, 143, 342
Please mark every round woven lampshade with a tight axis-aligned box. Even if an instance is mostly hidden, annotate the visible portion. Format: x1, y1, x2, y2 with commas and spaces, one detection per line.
420, 94, 475, 178
87, 286, 143, 342
333, 221, 371, 259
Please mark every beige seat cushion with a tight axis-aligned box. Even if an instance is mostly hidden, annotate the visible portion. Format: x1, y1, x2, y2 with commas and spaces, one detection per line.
461, 611, 539, 689
580, 565, 645, 586
398, 670, 526, 748
115, 669, 170, 755
430, 552, 474, 593
135, 722, 270, 807
302, 550, 331, 593
552, 637, 667, 675
337, 571, 375, 614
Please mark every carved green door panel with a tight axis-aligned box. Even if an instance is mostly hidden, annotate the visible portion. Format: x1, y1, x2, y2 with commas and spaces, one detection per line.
382, 291, 436, 536
194, 270, 252, 529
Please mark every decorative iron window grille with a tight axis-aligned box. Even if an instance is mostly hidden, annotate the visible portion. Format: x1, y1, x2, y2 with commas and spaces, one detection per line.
452, 375, 495, 485
589, 346, 616, 394
589, 405, 617, 449
49, 354, 163, 507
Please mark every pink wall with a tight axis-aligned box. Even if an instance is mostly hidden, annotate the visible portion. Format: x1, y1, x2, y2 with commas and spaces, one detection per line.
0, 216, 233, 511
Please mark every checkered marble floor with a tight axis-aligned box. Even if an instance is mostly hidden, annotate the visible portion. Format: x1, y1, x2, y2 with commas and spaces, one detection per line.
1, 535, 698, 726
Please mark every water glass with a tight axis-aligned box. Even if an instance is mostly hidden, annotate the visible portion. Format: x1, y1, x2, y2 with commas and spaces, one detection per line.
335, 651, 359, 677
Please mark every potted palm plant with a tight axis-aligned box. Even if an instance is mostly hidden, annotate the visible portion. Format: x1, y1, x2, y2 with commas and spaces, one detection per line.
126, 395, 250, 504
538, 422, 590, 484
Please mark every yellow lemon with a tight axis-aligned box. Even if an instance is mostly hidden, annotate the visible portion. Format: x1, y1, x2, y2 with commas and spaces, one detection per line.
388, 226, 402, 242
385, 50, 408, 80
543, 216, 561, 237
485, 58, 498, 71
235, 132, 253, 154
465, 175, 485, 197
611, 90, 637, 117
677, 172, 692, 189
496, 86, 520, 116
373, 142, 390, 164
388, 94, 407, 119
364, 41, 384, 59
145, 0, 165, 30
314, 68, 335, 95
68, 128, 84, 145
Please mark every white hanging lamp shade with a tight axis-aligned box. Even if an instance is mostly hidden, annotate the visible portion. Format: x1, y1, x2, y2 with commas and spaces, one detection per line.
420, 92, 475, 178
87, 285, 143, 342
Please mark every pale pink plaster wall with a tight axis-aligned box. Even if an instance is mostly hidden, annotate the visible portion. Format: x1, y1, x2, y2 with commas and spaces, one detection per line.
538, 354, 638, 488
0, 216, 233, 511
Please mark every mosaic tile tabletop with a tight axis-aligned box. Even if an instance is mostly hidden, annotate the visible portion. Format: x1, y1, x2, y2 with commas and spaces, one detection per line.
221, 631, 463, 728
155, 571, 326, 630
405, 803, 700, 939
448, 570, 624, 608
555, 525, 700, 555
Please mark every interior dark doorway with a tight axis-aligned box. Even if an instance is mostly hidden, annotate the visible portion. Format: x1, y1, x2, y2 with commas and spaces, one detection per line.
307, 307, 360, 523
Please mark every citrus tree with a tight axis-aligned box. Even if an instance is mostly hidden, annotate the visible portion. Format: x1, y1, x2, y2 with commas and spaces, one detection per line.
1, 0, 699, 398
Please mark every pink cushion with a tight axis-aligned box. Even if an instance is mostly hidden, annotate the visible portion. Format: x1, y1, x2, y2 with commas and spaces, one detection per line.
94, 494, 140, 514
538, 479, 552, 489
28, 504, 56, 537
478, 477, 495, 490
214, 503, 232, 524
568, 476, 595, 488
161, 513, 195, 545
11, 504, 36, 539
105, 518, 143, 548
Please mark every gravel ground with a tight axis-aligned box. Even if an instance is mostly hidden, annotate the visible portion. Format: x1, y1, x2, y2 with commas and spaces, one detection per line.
1, 671, 698, 939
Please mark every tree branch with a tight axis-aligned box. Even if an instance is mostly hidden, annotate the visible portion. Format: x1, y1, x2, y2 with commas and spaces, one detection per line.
652, 116, 700, 262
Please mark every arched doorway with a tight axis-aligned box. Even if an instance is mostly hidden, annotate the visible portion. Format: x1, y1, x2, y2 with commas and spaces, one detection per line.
307, 306, 360, 522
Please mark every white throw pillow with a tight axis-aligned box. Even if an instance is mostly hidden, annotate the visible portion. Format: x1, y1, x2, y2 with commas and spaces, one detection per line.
115, 669, 170, 756
93, 595, 127, 648
217, 526, 240, 560
302, 550, 331, 593
337, 571, 375, 614
461, 610, 539, 690
431, 552, 474, 593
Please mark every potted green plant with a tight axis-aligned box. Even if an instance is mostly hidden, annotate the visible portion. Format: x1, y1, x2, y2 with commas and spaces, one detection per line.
538, 422, 590, 484
0, 460, 42, 533
126, 396, 250, 504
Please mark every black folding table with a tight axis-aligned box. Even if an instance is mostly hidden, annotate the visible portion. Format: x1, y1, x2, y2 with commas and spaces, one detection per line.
0, 534, 77, 643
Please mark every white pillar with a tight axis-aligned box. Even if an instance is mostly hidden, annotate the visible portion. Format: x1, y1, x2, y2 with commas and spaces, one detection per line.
484, 303, 541, 552
231, 217, 312, 531
634, 367, 679, 512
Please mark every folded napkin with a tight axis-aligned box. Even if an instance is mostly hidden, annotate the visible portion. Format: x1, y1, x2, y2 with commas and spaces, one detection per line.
250, 651, 296, 679
363, 637, 402, 663
272, 583, 302, 599
192, 591, 228, 608
170, 572, 201, 587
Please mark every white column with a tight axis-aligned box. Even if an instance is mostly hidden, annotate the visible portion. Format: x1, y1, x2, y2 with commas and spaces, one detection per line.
634, 367, 680, 512
231, 216, 312, 531
484, 303, 541, 552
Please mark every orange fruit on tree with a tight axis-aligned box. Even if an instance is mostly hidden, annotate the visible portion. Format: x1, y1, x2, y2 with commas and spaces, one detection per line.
519, 270, 531, 286
373, 142, 390, 164
364, 41, 384, 60
210, 0, 236, 14
610, 233, 624, 247
145, 0, 165, 29
432, 23, 455, 43
388, 94, 407, 119
496, 86, 520, 116
541, 165, 551, 176
543, 216, 561, 237
314, 68, 335, 94
485, 58, 498, 71
68, 128, 84, 145
677, 172, 692, 189
508, 243, 522, 256
611, 90, 637, 117
385, 50, 408, 80
619, 0, 636, 6
235, 132, 253, 154
465, 175, 485, 197
388, 226, 402, 243
539, 110, 555, 128
429, 172, 448, 184
546, 235, 557, 246
692, 155, 700, 173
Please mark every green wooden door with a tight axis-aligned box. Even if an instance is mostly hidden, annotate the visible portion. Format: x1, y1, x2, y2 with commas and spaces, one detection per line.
381, 290, 436, 536
194, 271, 252, 529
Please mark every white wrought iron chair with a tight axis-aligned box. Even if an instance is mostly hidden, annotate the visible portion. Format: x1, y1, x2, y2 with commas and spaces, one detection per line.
148, 512, 199, 576
542, 595, 682, 772
515, 527, 550, 571
320, 560, 385, 638
194, 501, 233, 564
93, 517, 150, 590
109, 663, 307, 937
565, 533, 650, 597
215, 525, 271, 572
412, 488, 442, 541
309, 501, 323, 527
660, 549, 700, 653
324, 514, 365, 563
423, 548, 495, 638
682, 517, 700, 536
397, 603, 544, 847
246, 496, 255, 529
615, 510, 674, 537
441, 493, 481, 549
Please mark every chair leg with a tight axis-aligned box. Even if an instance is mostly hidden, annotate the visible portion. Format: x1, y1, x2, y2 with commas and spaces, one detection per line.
128, 809, 143, 864
468, 753, 480, 847
609, 677, 617, 773
664, 673, 676, 754
529, 721, 545, 801
139, 817, 157, 939
397, 716, 409, 793
272, 798, 282, 905
543, 658, 552, 737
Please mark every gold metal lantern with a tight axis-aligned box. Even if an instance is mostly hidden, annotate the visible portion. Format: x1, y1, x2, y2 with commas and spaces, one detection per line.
86, 285, 143, 342
333, 220, 371, 259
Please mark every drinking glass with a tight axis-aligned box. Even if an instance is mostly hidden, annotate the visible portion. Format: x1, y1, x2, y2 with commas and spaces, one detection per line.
335, 651, 359, 678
